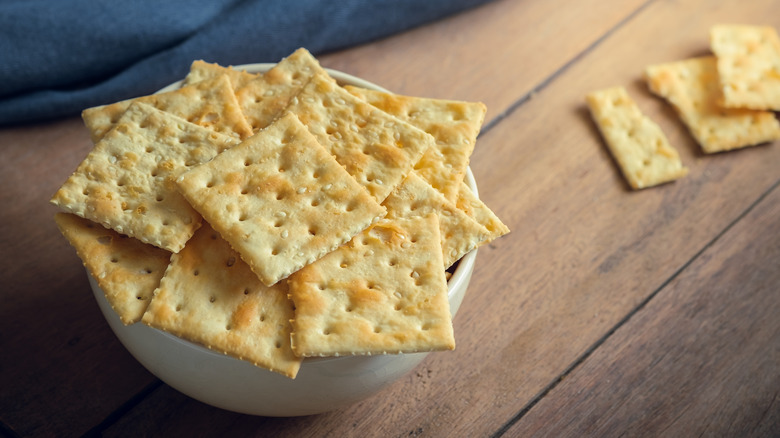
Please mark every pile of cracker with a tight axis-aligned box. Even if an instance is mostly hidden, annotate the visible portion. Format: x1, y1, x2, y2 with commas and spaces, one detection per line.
51, 48, 509, 379
586, 24, 780, 190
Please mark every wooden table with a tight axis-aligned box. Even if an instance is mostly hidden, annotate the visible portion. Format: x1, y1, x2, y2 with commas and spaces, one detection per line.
3, 0, 779, 436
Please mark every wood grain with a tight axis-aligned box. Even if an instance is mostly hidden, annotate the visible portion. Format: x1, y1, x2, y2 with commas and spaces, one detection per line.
506, 183, 780, 437
320, 0, 649, 123
0, 119, 158, 437
2, 0, 780, 436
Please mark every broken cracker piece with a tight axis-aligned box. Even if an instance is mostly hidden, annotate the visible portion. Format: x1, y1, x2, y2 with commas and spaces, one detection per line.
586, 86, 688, 189
644, 56, 780, 153
710, 24, 780, 110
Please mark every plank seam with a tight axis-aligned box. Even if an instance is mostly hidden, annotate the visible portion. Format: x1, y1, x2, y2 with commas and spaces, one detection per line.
491, 176, 780, 438
81, 379, 164, 437
478, 0, 656, 139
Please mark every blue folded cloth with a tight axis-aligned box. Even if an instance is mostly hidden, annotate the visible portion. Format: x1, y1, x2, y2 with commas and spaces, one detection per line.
0, 0, 493, 126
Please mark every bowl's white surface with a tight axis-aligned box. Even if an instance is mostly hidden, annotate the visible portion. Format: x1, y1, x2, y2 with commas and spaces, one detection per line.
90, 64, 478, 416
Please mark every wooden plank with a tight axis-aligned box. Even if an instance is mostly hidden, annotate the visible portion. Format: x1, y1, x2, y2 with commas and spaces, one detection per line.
0, 119, 159, 437
319, 0, 649, 123
90, 0, 780, 436
505, 183, 780, 437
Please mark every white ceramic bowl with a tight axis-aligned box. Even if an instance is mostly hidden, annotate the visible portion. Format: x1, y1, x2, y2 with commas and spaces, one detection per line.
90, 64, 479, 417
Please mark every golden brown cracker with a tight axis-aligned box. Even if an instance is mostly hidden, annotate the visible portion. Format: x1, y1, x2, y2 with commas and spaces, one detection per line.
645, 56, 780, 153
82, 74, 253, 142
52, 102, 240, 253
288, 215, 454, 357
142, 223, 302, 378
346, 86, 486, 201
175, 112, 386, 286
55, 213, 170, 325
586, 86, 688, 188
711, 24, 780, 110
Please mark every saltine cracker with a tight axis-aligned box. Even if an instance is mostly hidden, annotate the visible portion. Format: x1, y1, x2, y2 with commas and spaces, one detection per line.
52, 102, 240, 253
288, 215, 454, 357
142, 223, 302, 378
644, 56, 780, 153
586, 86, 688, 189
54, 213, 171, 325
175, 112, 386, 286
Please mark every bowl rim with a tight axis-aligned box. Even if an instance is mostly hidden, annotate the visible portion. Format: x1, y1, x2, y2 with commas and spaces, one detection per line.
123, 63, 480, 364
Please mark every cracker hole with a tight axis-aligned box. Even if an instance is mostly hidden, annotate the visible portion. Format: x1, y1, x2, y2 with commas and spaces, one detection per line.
374, 327, 382, 333
244, 288, 250, 295
175, 304, 182, 312
389, 259, 398, 267
225, 325, 232, 331
345, 306, 353, 313
206, 180, 215, 188
156, 195, 164, 202
241, 188, 249, 195
144, 268, 153, 274
271, 248, 280, 256
244, 159, 252, 167
82, 189, 89, 196
239, 213, 248, 222
394, 304, 402, 311
210, 233, 218, 240
193, 269, 200, 276
308, 227, 317, 236
276, 192, 285, 201
275, 341, 282, 349
209, 296, 216, 303
145, 146, 154, 153
136, 296, 143, 300
322, 329, 331, 335
310, 199, 320, 207
340, 261, 349, 268
274, 220, 284, 228
110, 257, 119, 263
226, 256, 236, 267
317, 284, 326, 291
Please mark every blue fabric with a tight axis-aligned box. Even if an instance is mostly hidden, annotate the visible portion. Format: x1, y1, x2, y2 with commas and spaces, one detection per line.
0, 0, 493, 126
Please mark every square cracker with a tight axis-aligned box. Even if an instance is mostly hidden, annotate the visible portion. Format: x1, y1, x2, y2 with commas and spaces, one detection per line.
236, 47, 327, 132
82, 74, 253, 143
346, 86, 486, 201
382, 172, 489, 269
287, 214, 454, 357
455, 182, 510, 243
710, 24, 780, 110
176, 112, 386, 286
644, 56, 780, 153
586, 86, 688, 189
54, 213, 171, 325
51, 102, 240, 253
142, 223, 302, 378
183, 60, 260, 90
286, 72, 435, 202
